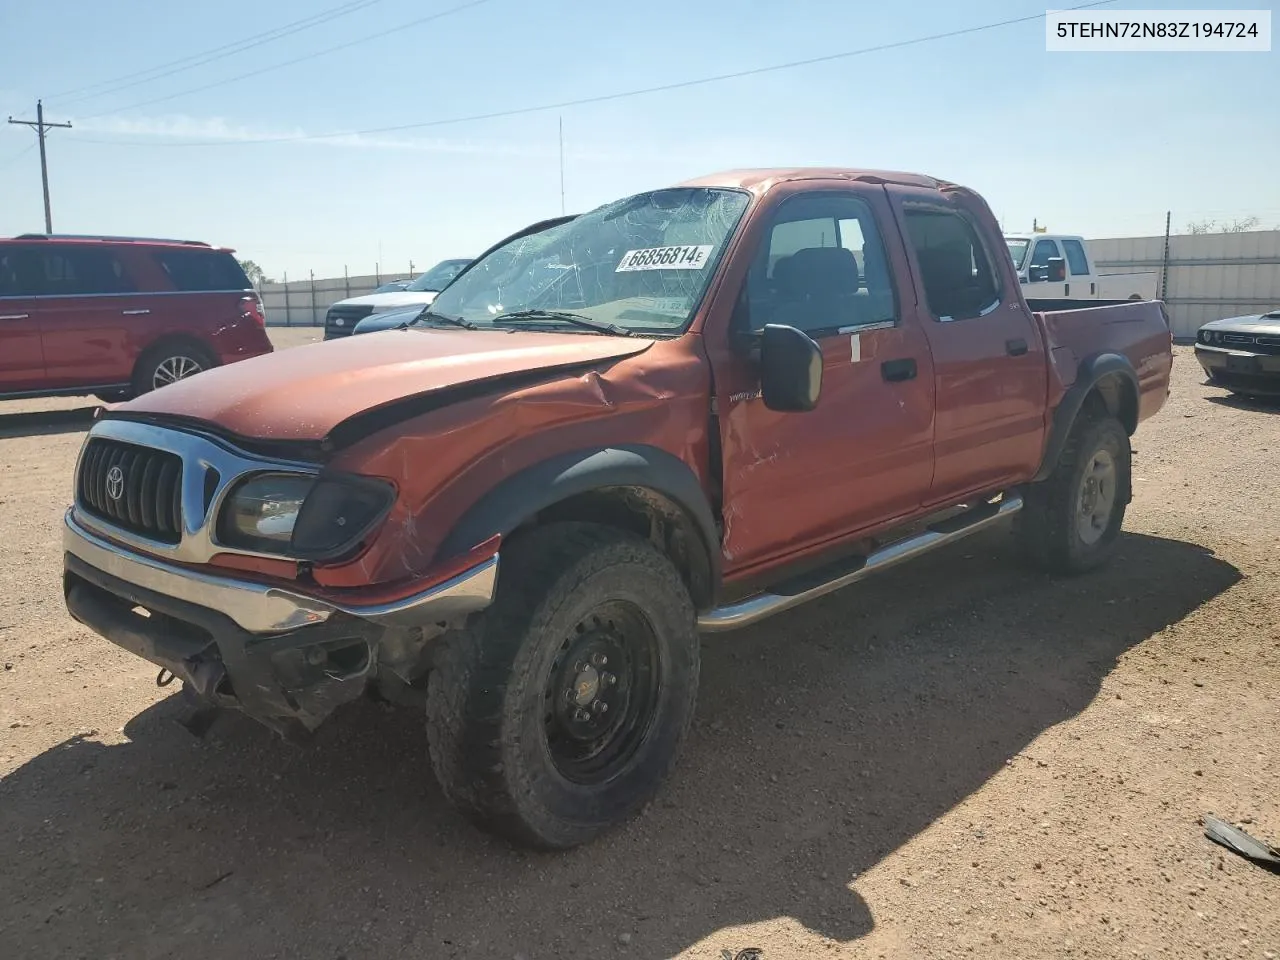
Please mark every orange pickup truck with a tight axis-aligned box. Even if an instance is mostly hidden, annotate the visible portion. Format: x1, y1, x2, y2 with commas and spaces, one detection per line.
62, 169, 1173, 849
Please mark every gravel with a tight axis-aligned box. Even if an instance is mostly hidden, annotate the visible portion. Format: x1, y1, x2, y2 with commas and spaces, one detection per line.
0, 336, 1277, 959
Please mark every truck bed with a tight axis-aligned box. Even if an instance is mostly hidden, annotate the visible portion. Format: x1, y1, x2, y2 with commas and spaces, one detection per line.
1031, 298, 1174, 425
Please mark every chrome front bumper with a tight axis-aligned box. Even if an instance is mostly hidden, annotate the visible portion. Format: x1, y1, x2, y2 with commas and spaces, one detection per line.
63, 507, 500, 736
63, 508, 498, 635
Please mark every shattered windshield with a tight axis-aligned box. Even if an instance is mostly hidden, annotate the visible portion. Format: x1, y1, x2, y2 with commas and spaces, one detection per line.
427, 187, 750, 334
1005, 238, 1029, 270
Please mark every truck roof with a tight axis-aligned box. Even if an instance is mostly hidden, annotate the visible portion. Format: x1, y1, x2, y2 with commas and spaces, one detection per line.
677, 168, 944, 193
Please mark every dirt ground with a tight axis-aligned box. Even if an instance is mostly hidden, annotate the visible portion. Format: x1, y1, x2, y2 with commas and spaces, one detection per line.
1, 332, 1277, 960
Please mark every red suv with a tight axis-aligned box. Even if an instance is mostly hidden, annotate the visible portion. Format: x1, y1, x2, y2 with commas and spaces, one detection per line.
0, 234, 273, 402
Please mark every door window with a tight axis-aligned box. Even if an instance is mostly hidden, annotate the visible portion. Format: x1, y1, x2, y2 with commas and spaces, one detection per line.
903, 208, 1002, 321
32, 247, 135, 295
1029, 238, 1061, 269
0, 247, 42, 297
1060, 238, 1090, 276
744, 193, 896, 335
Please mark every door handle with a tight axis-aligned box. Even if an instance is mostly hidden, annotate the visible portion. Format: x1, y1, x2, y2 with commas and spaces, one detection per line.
0, 313, 30, 320
121, 309, 151, 316
1006, 338, 1028, 357
881, 358, 917, 382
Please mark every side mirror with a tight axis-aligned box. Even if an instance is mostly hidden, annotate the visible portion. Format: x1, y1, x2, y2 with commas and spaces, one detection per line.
760, 324, 822, 412
1028, 265, 1048, 283
1047, 257, 1067, 283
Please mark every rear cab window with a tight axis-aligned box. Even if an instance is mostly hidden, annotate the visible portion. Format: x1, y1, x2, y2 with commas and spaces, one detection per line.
151, 248, 251, 291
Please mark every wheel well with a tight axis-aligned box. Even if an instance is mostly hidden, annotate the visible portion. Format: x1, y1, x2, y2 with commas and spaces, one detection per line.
522, 486, 715, 609
1088, 372, 1138, 434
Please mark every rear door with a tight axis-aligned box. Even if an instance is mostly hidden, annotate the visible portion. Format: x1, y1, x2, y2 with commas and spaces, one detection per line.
0, 245, 45, 392
890, 192, 1047, 503
709, 184, 936, 573
34, 243, 154, 390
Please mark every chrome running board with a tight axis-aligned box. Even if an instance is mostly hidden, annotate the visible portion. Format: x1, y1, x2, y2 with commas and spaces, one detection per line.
697, 491, 1023, 633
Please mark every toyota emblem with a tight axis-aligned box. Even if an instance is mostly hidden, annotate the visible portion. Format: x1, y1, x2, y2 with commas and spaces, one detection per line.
105, 465, 125, 501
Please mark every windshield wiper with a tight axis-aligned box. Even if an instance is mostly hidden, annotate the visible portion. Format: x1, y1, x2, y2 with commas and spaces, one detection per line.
490, 309, 634, 337
409, 309, 477, 330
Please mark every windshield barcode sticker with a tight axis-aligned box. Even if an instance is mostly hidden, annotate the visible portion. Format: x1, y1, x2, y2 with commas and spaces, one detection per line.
616, 245, 714, 272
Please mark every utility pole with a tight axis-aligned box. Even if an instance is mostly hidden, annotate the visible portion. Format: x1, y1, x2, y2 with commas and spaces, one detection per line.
7, 100, 73, 233
1160, 210, 1172, 302
558, 116, 566, 215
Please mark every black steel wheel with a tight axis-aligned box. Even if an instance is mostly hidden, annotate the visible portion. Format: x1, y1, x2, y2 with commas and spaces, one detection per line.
543, 602, 660, 784
427, 522, 699, 850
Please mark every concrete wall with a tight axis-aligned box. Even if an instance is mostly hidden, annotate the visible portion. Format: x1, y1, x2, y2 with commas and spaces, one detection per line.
262, 231, 1280, 341
259, 272, 414, 327
1091, 230, 1280, 339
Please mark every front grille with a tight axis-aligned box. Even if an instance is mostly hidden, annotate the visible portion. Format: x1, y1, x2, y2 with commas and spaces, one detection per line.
1214, 332, 1280, 356
325, 305, 375, 339
78, 438, 184, 543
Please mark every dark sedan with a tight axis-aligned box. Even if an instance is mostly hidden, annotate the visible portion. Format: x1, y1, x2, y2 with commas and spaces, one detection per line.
1195, 309, 1280, 397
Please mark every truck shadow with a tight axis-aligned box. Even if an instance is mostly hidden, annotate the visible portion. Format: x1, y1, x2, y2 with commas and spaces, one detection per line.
0, 405, 96, 439
0, 530, 1241, 959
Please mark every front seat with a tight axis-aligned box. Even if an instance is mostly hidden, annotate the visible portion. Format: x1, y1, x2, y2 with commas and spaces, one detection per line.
773, 246, 861, 332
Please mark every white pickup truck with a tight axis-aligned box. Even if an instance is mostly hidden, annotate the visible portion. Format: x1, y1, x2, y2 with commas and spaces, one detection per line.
1005, 233, 1157, 301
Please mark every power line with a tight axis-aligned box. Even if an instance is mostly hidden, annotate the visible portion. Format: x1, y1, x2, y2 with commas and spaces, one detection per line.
51, 0, 389, 107
68, 0, 1117, 147
0, 142, 38, 169
8, 101, 73, 232
73, 0, 496, 121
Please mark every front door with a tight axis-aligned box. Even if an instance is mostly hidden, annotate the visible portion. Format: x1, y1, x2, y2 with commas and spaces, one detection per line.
0, 246, 45, 392
891, 194, 1047, 503
710, 185, 936, 575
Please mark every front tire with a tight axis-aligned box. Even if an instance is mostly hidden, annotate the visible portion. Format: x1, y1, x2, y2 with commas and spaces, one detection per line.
426, 522, 699, 849
1019, 403, 1131, 574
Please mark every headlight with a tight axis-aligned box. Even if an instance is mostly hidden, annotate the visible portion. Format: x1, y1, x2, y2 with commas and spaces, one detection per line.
218, 473, 395, 559
1199, 330, 1209, 343
218, 474, 313, 552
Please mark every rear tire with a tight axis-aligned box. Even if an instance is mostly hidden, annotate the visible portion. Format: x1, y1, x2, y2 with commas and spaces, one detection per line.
1019, 403, 1131, 574
426, 522, 699, 850
132, 342, 217, 395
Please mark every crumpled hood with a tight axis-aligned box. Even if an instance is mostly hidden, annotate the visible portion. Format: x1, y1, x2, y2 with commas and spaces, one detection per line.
115, 328, 654, 442
1202, 311, 1280, 335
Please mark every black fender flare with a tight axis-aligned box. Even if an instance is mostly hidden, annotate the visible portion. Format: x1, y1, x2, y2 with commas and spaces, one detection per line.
438, 444, 721, 600
1033, 353, 1138, 483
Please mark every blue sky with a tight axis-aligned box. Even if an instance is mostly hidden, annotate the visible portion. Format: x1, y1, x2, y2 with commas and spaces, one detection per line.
1, 0, 1276, 279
